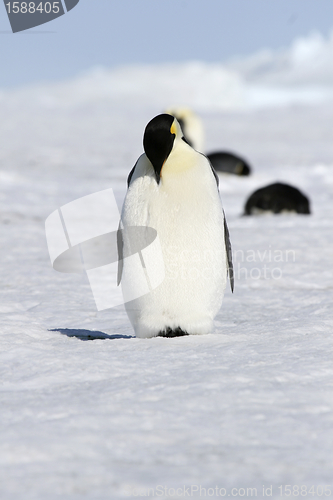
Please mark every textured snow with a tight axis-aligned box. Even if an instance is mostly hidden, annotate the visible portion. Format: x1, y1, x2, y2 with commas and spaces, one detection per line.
0, 30, 332, 499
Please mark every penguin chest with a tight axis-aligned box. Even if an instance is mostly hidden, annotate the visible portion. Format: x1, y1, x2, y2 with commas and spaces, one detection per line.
146, 179, 227, 301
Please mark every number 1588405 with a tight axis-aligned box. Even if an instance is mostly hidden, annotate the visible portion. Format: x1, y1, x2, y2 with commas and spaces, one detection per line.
5, 2, 60, 14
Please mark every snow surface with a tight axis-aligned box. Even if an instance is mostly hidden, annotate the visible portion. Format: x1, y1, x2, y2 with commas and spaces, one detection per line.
0, 31, 332, 499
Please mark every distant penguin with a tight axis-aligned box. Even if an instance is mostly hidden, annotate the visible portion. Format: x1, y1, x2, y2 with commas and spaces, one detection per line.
165, 107, 205, 152
207, 151, 251, 176
119, 114, 233, 339
244, 182, 311, 215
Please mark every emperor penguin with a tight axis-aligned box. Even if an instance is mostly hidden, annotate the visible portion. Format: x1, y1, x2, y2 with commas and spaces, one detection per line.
207, 151, 252, 176
244, 182, 311, 215
119, 114, 233, 339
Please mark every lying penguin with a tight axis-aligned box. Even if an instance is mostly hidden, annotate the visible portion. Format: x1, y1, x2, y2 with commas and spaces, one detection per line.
119, 114, 233, 339
207, 151, 251, 176
244, 182, 311, 215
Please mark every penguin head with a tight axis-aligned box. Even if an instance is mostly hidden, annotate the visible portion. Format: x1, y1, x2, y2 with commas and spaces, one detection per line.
143, 113, 184, 184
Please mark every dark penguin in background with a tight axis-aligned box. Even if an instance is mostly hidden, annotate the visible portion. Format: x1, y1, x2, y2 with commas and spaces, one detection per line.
244, 182, 311, 215
207, 151, 251, 176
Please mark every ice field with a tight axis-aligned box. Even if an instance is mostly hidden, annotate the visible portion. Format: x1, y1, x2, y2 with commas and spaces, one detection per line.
0, 31, 332, 499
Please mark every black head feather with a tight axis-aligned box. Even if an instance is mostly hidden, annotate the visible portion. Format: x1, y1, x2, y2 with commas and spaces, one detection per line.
143, 114, 176, 183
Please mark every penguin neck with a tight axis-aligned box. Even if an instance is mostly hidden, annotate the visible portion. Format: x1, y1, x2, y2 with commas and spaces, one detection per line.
160, 140, 198, 184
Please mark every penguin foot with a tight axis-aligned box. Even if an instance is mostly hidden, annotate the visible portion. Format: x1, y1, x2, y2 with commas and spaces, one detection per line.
158, 327, 189, 338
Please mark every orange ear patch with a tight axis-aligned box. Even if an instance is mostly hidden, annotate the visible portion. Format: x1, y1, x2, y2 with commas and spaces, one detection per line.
170, 122, 177, 135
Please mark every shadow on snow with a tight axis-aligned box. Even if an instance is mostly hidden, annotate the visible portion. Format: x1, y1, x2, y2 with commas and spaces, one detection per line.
49, 328, 133, 341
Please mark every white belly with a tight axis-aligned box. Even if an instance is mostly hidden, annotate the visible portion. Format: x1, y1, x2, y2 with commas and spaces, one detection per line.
121, 159, 227, 338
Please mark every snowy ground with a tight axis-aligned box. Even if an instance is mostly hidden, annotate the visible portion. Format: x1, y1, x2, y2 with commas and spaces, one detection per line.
0, 32, 333, 500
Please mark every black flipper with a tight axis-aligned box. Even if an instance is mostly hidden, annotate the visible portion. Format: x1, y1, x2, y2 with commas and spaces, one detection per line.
206, 154, 233, 292
116, 221, 124, 286
127, 159, 139, 187
223, 211, 234, 293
